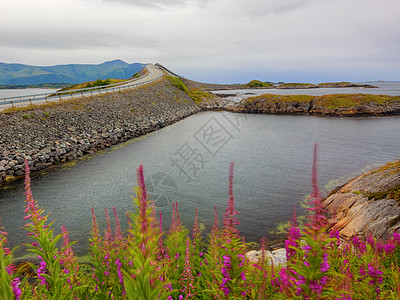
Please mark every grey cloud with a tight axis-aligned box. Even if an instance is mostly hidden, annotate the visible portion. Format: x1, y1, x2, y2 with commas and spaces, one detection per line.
223, 0, 323, 18
0, 28, 160, 51
101, 0, 209, 9
0, 0, 398, 82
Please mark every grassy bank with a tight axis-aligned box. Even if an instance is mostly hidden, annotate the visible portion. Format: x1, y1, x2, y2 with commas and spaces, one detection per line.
166, 76, 212, 104
314, 94, 400, 109
242, 93, 400, 109
246, 94, 315, 104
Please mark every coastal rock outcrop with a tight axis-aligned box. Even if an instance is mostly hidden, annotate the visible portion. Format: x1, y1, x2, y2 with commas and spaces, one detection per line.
323, 161, 400, 241
276, 83, 317, 89
197, 97, 236, 110
317, 82, 377, 88
231, 95, 313, 114
228, 94, 400, 117
0, 79, 201, 185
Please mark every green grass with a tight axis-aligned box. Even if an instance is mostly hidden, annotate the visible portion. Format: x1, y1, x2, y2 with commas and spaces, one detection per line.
58, 78, 127, 92
317, 82, 351, 87
368, 185, 400, 202
365, 161, 400, 202
166, 76, 189, 93
242, 93, 400, 110
188, 89, 212, 104
166, 76, 212, 104
246, 80, 275, 88
314, 94, 400, 109
278, 82, 316, 88
247, 94, 315, 104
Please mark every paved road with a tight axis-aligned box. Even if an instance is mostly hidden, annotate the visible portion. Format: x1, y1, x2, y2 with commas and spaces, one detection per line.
0, 64, 165, 111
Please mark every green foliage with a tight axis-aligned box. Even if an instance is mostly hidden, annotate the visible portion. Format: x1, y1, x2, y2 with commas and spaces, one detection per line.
187, 89, 212, 104
247, 94, 314, 105
166, 76, 212, 104
86, 79, 111, 88
247, 80, 275, 88
24, 163, 87, 299
368, 190, 390, 201
314, 94, 400, 109
166, 76, 189, 93
317, 82, 351, 88
390, 185, 400, 201
21, 112, 35, 119
278, 82, 317, 88
0, 229, 15, 300
368, 184, 400, 202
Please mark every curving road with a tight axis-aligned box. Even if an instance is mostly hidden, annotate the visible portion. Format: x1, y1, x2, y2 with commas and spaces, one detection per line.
0, 64, 166, 111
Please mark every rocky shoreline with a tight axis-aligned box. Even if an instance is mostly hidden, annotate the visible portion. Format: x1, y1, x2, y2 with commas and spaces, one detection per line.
323, 160, 400, 242
0, 79, 201, 186
225, 94, 400, 117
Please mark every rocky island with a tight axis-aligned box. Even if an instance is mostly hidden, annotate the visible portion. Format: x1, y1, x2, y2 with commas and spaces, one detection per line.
228, 93, 400, 117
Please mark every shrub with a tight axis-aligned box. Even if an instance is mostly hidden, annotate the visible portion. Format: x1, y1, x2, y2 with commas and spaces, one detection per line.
247, 80, 274, 88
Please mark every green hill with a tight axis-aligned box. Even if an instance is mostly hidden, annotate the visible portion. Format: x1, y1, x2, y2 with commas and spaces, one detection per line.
0, 59, 145, 85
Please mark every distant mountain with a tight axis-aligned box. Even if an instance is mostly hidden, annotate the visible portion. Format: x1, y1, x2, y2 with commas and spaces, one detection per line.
0, 59, 145, 85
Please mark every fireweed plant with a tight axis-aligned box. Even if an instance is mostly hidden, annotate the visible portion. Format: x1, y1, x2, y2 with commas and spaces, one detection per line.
1, 149, 400, 299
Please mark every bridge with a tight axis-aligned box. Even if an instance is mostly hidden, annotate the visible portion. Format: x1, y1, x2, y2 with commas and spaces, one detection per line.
0, 63, 173, 111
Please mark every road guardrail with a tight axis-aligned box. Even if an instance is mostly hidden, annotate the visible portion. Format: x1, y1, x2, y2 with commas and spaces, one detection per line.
0, 64, 161, 107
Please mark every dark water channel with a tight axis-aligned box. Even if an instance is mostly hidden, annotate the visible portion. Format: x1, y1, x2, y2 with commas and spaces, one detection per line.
1, 112, 400, 255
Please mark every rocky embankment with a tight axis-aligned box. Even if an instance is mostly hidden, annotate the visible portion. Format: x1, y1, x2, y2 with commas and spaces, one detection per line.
323, 161, 400, 241
0, 79, 201, 186
227, 94, 400, 117
197, 97, 236, 110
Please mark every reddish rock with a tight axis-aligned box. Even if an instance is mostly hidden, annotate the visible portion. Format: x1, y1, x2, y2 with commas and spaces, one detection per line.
323, 161, 400, 241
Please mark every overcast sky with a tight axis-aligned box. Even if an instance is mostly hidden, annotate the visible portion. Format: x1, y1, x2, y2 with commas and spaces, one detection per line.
0, 0, 399, 83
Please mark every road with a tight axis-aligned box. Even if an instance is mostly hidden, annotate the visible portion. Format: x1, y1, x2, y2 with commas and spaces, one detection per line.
0, 64, 165, 111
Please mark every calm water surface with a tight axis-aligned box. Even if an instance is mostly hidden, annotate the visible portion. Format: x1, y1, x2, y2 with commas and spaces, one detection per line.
0, 88, 55, 99
1, 112, 400, 255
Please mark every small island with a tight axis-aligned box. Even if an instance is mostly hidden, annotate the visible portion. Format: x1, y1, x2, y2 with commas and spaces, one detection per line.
228, 93, 400, 117
276, 82, 318, 89
317, 82, 378, 88
182, 78, 379, 91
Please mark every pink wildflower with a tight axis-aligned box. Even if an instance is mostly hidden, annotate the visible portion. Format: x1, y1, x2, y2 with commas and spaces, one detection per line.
384, 243, 396, 255
393, 231, 400, 245
37, 256, 47, 286
223, 162, 239, 234
352, 236, 366, 255
179, 238, 196, 298
11, 278, 22, 300
320, 253, 330, 272
285, 209, 300, 260
220, 255, 231, 296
